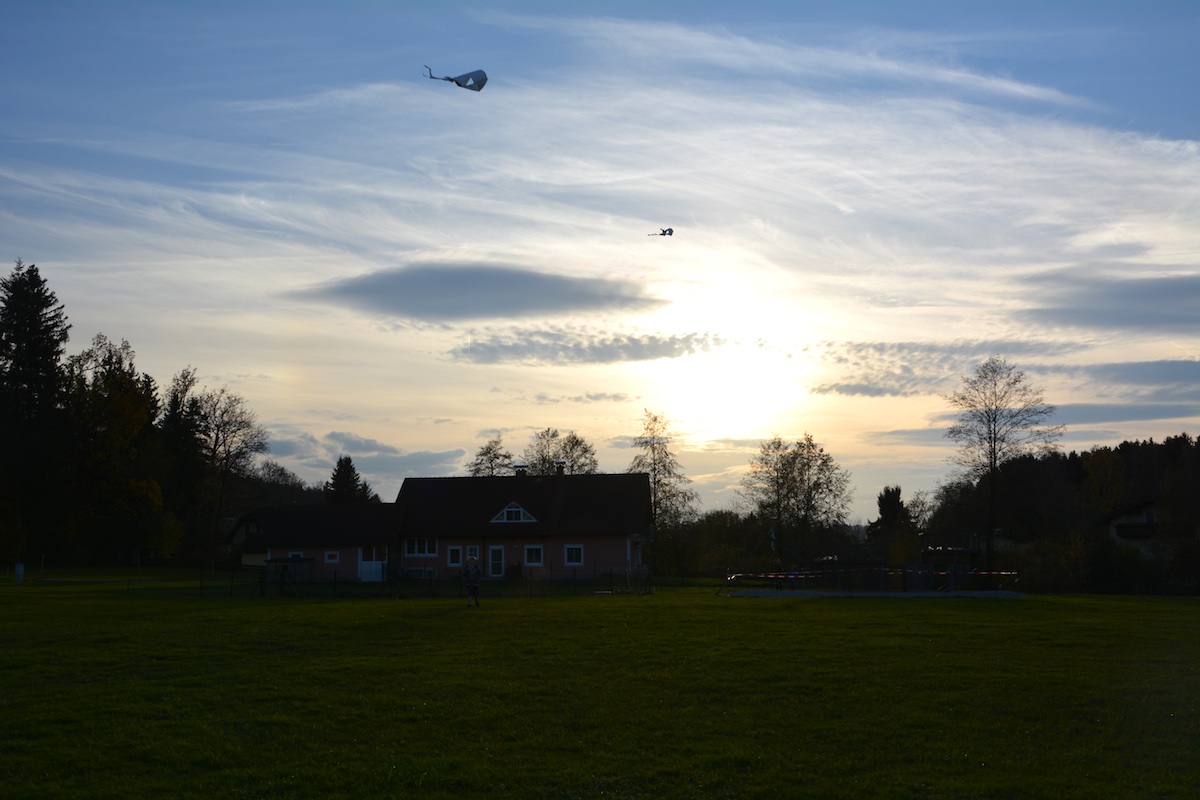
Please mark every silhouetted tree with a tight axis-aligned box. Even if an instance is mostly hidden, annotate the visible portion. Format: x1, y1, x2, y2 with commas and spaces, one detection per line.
254, 460, 318, 503
467, 436, 514, 477
0, 260, 70, 423
61, 335, 162, 560
192, 385, 269, 554
155, 368, 209, 554
867, 485, 920, 565
323, 456, 379, 503
867, 486, 913, 537
907, 489, 934, 533
627, 410, 699, 575
0, 260, 71, 561
945, 355, 1063, 574
627, 410, 698, 530
740, 434, 852, 560
521, 428, 598, 475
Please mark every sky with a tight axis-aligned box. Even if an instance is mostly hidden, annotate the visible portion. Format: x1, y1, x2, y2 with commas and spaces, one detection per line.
3, 1, 1198, 524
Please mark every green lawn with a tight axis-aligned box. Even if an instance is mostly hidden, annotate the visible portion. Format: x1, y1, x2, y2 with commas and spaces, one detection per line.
1, 573, 1197, 799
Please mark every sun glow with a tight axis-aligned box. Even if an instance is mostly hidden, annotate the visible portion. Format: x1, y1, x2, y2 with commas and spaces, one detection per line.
633, 339, 812, 444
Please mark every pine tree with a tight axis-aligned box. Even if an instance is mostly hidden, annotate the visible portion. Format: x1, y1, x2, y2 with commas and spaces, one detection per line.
323, 456, 379, 503
0, 260, 71, 425
0, 260, 71, 560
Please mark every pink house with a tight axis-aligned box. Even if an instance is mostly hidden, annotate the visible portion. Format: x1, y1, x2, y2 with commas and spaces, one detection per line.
394, 471, 653, 580
230, 503, 396, 583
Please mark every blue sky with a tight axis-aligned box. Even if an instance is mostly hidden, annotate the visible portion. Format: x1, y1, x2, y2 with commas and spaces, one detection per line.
4, 1, 1198, 523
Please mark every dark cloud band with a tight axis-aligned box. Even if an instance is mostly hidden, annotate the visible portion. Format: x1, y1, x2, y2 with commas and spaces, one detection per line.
291, 262, 664, 321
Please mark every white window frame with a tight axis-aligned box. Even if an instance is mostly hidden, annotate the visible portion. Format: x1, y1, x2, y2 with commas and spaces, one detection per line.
447, 546, 463, 568
324, 551, 340, 564
524, 545, 544, 567
405, 537, 437, 557
488, 545, 505, 578
288, 551, 304, 560
360, 544, 386, 562
564, 544, 584, 567
491, 502, 537, 523
466, 545, 480, 562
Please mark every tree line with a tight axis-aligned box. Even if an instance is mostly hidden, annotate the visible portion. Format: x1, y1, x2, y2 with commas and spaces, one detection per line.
5, 260, 1195, 590
0, 261, 323, 564
467, 362, 1196, 594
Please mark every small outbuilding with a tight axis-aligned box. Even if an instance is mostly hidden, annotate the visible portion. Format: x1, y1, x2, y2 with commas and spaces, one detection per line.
229, 503, 397, 582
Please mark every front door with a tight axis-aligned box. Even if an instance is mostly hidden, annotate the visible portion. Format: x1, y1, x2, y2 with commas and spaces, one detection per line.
359, 545, 386, 582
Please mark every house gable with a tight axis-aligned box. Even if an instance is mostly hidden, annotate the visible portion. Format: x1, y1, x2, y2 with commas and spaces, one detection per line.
491, 502, 537, 523
395, 473, 652, 539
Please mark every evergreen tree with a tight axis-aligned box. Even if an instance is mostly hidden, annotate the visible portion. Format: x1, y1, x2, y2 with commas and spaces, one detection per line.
61, 335, 162, 560
323, 456, 379, 503
866, 486, 914, 539
0, 260, 71, 560
155, 368, 209, 555
0, 260, 71, 423
866, 485, 919, 565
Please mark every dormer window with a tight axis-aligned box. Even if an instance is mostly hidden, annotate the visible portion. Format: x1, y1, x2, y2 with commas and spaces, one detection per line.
492, 502, 536, 523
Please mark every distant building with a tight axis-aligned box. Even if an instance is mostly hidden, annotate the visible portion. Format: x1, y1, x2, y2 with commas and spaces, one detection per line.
395, 471, 653, 580
230, 470, 653, 583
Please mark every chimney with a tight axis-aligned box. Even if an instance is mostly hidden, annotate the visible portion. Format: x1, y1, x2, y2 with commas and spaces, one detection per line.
555, 459, 566, 476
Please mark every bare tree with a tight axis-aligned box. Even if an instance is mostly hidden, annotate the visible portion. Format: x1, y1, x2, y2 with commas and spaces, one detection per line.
907, 489, 934, 532
197, 386, 269, 481
521, 428, 598, 475
467, 435, 514, 477
627, 410, 698, 530
739, 434, 852, 559
945, 354, 1064, 574
196, 385, 269, 549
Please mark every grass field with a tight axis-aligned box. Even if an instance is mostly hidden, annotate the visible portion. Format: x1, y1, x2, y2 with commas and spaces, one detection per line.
1, 572, 1197, 799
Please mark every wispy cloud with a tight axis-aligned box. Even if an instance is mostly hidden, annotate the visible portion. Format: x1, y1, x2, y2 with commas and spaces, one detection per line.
810, 340, 1088, 397
449, 327, 723, 365
504, 15, 1093, 107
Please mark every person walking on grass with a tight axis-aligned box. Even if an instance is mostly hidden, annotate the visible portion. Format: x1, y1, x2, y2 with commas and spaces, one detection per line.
462, 556, 482, 607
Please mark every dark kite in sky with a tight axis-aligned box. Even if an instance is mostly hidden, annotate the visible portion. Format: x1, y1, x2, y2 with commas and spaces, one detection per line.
424, 65, 488, 92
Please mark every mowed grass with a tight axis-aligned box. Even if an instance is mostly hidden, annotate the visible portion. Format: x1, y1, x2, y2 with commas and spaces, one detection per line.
1, 576, 1197, 799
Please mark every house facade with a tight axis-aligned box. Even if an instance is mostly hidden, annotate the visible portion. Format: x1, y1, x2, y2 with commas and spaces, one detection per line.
394, 471, 653, 580
229, 503, 397, 582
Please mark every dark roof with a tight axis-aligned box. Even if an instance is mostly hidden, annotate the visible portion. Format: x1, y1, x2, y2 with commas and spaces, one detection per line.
234, 503, 400, 552
396, 473, 652, 538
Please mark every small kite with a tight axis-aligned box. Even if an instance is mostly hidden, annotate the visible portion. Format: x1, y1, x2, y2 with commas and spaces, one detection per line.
648, 227, 674, 236
424, 65, 488, 92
